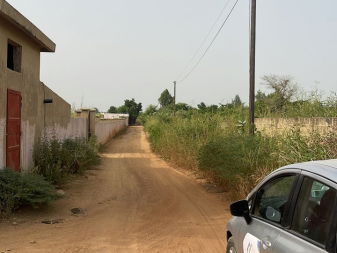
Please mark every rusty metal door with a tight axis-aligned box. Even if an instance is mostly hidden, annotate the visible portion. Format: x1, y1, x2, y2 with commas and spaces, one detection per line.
6, 89, 21, 171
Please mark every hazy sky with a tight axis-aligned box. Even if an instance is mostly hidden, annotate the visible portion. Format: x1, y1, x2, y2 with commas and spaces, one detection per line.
7, 0, 337, 111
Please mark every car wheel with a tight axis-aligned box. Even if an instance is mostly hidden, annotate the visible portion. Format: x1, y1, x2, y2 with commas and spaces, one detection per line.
226, 238, 237, 253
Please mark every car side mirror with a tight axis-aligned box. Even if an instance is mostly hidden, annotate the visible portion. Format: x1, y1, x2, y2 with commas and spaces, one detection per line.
230, 200, 252, 225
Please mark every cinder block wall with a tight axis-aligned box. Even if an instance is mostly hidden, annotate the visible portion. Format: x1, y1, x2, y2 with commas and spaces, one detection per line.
95, 119, 129, 144
45, 118, 88, 141
255, 118, 337, 135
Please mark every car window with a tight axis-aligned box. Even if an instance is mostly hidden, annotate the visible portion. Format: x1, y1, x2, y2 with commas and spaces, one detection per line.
292, 177, 336, 246
253, 175, 296, 224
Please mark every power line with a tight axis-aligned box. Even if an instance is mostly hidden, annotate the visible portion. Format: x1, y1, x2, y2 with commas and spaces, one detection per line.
178, 0, 240, 83
175, 0, 232, 81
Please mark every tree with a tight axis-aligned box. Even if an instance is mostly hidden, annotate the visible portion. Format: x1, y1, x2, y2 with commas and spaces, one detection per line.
255, 90, 268, 116
143, 104, 158, 115
232, 95, 243, 107
175, 103, 192, 111
255, 90, 267, 103
197, 102, 207, 111
197, 102, 218, 113
117, 105, 128, 114
137, 105, 158, 125
123, 99, 142, 125
112, 99, 142, 125
208, 105, 219, 113
262, 75, 297, 112
108, 106, 117, 113
158, 89, 174, 108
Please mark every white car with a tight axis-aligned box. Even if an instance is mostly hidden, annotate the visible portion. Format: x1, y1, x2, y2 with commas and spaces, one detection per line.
226, 159, 337, 253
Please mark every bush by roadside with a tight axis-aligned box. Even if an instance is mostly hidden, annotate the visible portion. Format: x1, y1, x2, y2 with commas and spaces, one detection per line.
0, 169, 58, 217
145, 111, 225, 170
0, 136, 101, 217
33, 137, 100, 185
235, 130, 337, 198
144, 112, 337, 199
198, 133, 277, 186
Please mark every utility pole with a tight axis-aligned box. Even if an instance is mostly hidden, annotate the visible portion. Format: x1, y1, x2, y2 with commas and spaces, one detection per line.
173, 81, 177, 115
249, 0, 257, 135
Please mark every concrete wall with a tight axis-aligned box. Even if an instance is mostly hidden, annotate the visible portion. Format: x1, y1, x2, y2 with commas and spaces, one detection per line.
95, 119, 128, 144
43, 84, 71, 128
45, 117, 128, 146
256, 118, 337, 135
18, 116, 128, 170
45, 118, 88, 141
0, 16, 71, 170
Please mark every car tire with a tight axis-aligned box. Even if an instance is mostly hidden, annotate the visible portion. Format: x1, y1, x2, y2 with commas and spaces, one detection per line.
226, 238, 237, 253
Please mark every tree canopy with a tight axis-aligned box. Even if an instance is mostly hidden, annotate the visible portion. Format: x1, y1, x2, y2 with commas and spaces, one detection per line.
232, 95, 243, 107
256, 74, 298, 114
107, 99, 142, 125
158, 89, 174, 108
108, 106, 117, 113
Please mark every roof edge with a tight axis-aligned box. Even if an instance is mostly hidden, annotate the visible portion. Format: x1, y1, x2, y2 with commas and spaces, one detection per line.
0, 0, 56, 52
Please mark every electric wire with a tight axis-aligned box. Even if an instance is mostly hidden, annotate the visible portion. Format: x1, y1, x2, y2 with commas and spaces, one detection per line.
177, 0, 240, 83
175, 0, 232, 81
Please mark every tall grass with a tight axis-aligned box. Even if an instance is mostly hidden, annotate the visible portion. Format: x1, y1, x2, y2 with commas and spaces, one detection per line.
146, 111, 225, 169
145, 111, 337, 199
33, 137, 100, 185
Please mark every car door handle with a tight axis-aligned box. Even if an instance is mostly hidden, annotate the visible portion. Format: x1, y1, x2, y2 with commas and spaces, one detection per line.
262, 240, 272, 249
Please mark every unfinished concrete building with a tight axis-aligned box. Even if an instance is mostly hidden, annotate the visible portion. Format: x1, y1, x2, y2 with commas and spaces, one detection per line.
0, 0, 71, 171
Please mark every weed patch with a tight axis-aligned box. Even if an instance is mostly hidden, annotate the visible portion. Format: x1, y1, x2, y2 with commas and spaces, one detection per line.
0, 169, 57, 217
33, 137, 100, 185
144, 111, 337, 200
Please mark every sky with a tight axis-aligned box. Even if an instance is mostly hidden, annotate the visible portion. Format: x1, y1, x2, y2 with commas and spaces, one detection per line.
7, 0, 337, 111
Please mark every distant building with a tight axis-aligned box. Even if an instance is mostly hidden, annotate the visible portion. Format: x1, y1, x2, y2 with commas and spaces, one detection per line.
0, 0, 71, 171
102, 113, 129, 120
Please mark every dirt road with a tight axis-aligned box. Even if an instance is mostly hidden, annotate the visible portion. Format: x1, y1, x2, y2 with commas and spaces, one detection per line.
0, 127, 230, 253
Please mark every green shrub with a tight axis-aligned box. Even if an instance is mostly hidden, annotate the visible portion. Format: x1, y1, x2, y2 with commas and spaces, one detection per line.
33, 137, 100, 185
198, 134, 277, 184
145, 111, 225, 169
61, 137, 100, 173
0, 169, 57, 216
144, 110, 337, 200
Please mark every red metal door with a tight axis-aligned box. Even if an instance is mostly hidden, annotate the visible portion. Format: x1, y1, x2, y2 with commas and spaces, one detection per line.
6, 89, 21, 171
